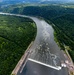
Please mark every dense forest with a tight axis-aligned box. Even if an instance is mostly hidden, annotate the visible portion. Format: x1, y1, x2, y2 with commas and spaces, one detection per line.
1, 4, 74, 62
0, 15, 36, 75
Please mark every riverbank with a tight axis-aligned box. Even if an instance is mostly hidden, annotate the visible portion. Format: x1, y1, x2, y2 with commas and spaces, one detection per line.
0, 12, 69, 75
11, 41, 34, 75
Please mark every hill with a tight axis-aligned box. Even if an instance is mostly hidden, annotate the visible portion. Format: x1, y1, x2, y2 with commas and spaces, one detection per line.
0, 15, 36, 75
1, 4, 74, 62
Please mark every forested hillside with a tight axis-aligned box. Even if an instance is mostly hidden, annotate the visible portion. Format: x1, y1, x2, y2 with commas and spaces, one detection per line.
0, 15, 36, 75
1, 4, 74, 62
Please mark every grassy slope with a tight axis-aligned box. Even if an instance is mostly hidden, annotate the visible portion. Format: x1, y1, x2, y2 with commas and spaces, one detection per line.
0, 15, 36, 75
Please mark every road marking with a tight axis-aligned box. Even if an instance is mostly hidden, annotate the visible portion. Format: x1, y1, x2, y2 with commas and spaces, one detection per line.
28, 58, 61, 70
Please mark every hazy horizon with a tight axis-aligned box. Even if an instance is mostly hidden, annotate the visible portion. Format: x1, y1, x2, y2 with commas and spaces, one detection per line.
0, 0, 74, 3
1, 0, 74, 2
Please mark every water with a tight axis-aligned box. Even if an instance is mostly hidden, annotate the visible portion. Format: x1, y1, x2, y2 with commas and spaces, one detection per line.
28, 17, 65, 67
0, 13, 68, 75
18, 17, 68, 75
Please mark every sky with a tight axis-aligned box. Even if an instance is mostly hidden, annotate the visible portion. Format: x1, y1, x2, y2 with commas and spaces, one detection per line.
0, 0, 74, 2
40, 0, 74, 2
41, 0, 74, 2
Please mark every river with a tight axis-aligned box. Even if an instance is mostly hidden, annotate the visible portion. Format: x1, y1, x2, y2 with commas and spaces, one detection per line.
0, 12, 68, 75
18, 17, 68, 75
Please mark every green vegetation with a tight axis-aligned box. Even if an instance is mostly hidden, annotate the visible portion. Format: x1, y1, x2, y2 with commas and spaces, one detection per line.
2, 4, 74, 62
68, 50, 74, 62
50, 14, 74, 62
52, 14, 74, 55
0, 15, 36, 75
